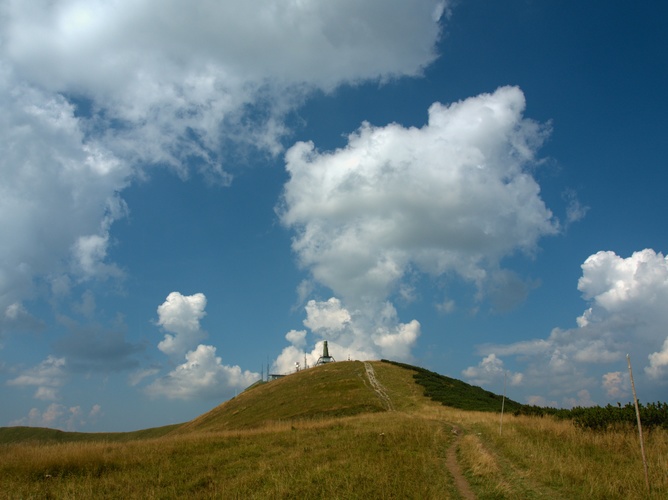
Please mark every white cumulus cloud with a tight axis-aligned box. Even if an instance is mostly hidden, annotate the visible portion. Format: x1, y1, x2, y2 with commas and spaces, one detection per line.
469, 249, 668, 406
646, 337, 668, 380
303, 298, 351, 335
0, 0, 447, 333
146, 344, 259, 400
280, 86, 558, 306
156, 292, 208, 356
147, 292, 259, 400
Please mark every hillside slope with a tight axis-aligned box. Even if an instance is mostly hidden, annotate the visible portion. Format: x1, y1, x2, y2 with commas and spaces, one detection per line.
177, 360, 387, 433
1, 359, 516, 441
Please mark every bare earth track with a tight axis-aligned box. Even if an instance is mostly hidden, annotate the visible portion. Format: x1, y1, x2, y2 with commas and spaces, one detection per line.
447, 426, 476, 500
364, 362, 394, 411
367, 362, 476, 499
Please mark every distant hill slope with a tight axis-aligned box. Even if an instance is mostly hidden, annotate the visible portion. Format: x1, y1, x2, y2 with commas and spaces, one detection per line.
0, 424, 182, 445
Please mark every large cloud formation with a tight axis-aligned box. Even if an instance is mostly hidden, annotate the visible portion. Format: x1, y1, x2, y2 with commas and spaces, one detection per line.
0, 0, 448, 336
280, 86, 558, 306
466, 249, 668, 406
276, 86, 559, 369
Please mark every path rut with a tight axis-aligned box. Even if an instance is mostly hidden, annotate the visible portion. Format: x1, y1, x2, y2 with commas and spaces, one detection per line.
446, 426, 476, 500
364, 363, 475, 498
363, 362, 394, 411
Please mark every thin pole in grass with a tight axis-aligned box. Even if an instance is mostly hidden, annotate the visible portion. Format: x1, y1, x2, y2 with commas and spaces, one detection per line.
499, 371, 506, 435
627, 354, 650, 493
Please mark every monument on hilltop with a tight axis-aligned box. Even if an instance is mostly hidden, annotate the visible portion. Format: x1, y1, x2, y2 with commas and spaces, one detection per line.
315, 340, 335, 365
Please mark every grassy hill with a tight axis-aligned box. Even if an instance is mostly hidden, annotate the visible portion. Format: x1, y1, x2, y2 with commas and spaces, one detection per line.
1, 360, 666, 499
0, 360, 514, 443
177, 361, 387, 433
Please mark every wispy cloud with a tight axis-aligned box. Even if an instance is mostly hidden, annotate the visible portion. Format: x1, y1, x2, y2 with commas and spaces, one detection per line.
7, 356, 67, 400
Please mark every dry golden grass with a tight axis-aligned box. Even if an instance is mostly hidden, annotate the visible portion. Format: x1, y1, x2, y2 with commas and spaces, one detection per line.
2, 361, 666, 499
438, 407, 668, 499
0, 412, 457, 499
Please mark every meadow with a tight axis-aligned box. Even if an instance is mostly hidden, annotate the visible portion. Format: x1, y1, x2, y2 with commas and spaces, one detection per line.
1, 361, 666, 499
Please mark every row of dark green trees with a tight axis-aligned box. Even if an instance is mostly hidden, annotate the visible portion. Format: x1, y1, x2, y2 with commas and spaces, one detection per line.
515, 402, 668, 431
382, 360, 668, 431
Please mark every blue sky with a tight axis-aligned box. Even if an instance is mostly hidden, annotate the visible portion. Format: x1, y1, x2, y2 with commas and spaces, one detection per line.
2, 0, 667, 431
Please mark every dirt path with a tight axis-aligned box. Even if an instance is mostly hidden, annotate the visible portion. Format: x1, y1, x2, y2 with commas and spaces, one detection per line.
364, 362, 475, 498
363, 362, 394, 411
446, 426, 476, 500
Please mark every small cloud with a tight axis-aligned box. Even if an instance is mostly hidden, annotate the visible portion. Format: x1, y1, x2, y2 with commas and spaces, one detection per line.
436, 299, 456, 314
285, 329, 307, 348
563, 189, 589, 226
602, 371, 627, 398
146, 344, 259, 400
89, 404, 103, 419
10, 403, 102, 431
398, 283, 418, 304
373, 319, 421, 359
303, 298, 351, 336
128, 367, 161, 387
646, 337, 668, 380
563, 389, 595, 408
526, 395, 558, 407
1, 302, 45, 335
156, 292, 208, 356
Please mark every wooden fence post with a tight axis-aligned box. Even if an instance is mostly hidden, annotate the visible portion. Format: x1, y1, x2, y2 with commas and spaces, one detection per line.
499, 371, 506, 435
627, 354, 650, 493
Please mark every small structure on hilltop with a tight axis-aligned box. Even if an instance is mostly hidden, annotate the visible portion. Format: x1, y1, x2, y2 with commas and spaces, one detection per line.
315, 340, 335, 365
